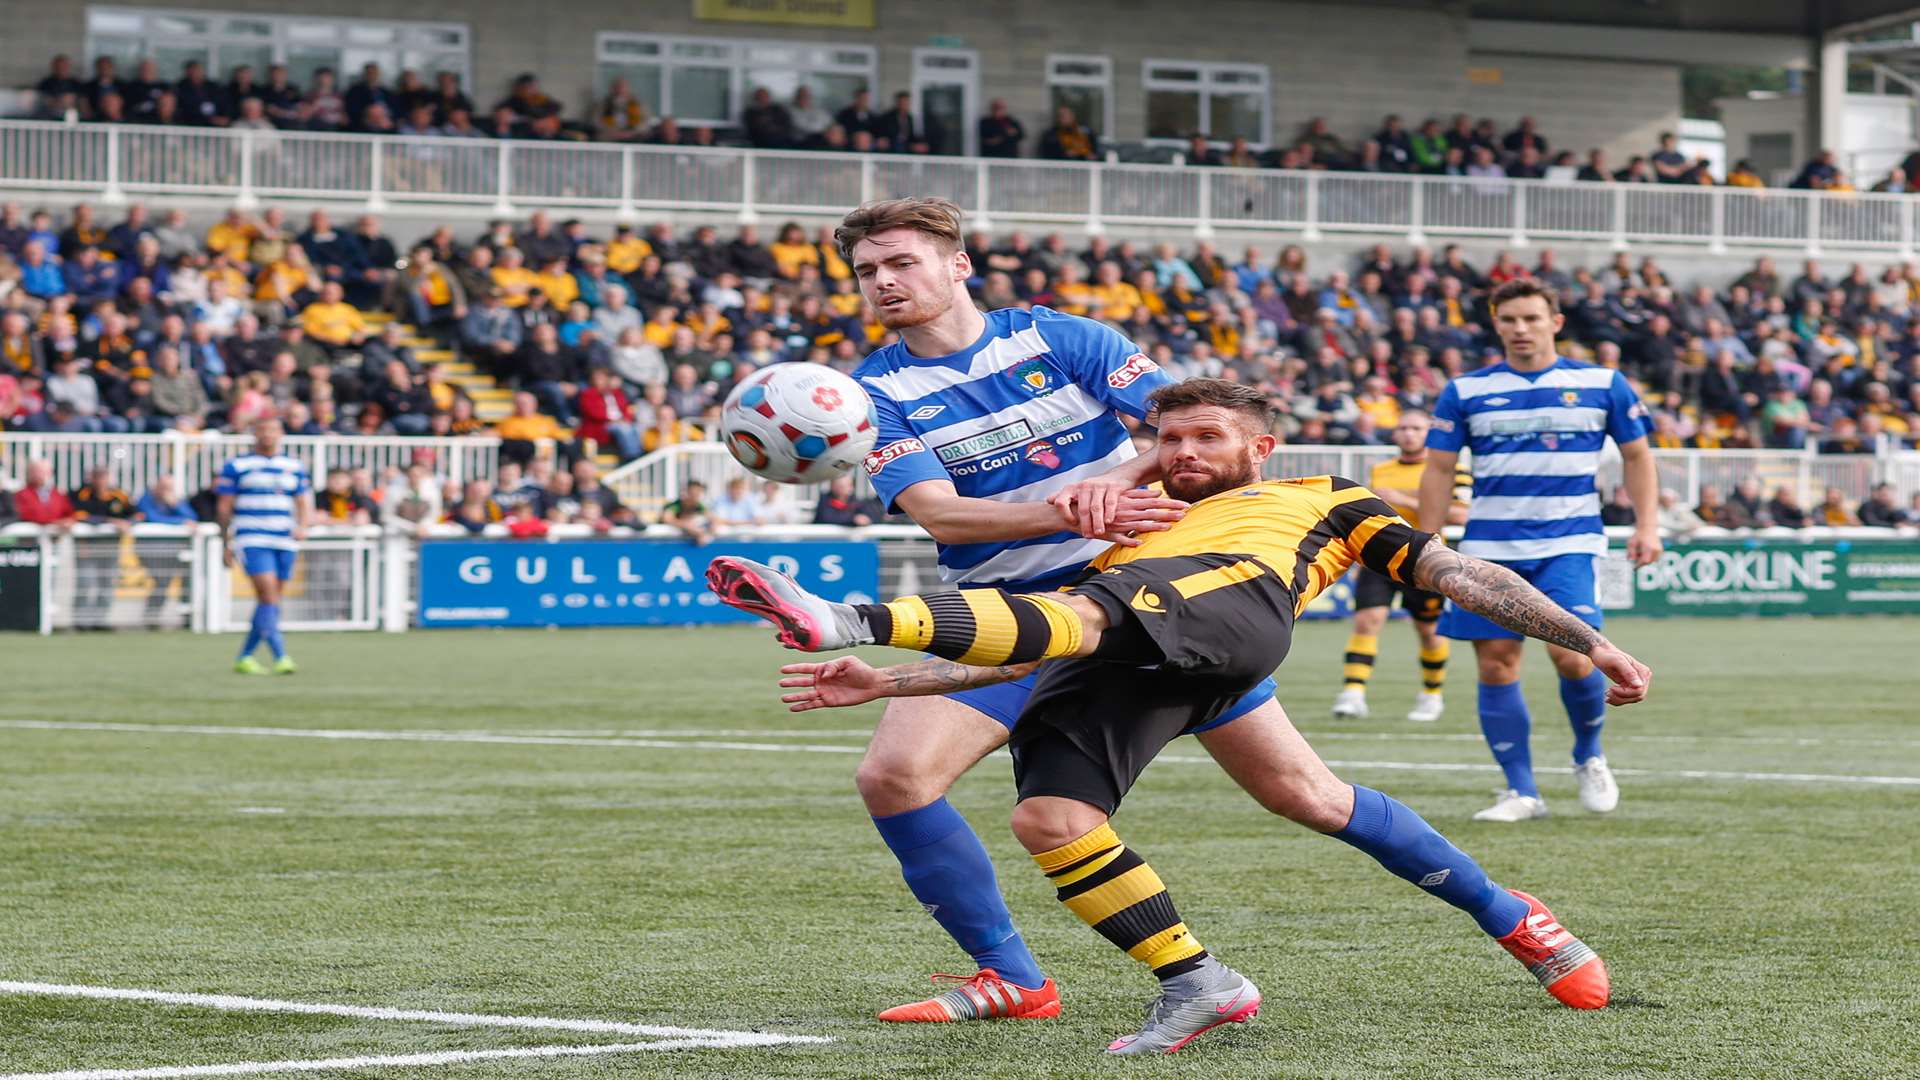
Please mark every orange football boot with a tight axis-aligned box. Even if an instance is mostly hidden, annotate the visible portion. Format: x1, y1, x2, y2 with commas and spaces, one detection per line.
1496, 890, 1610, 1009
876, 969, 1061, 1022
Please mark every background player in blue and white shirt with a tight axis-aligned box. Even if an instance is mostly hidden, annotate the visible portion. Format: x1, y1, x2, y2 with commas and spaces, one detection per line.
827, 198, 1543, 1028
1418, 279, 1662, 822
216, 417, 312, 675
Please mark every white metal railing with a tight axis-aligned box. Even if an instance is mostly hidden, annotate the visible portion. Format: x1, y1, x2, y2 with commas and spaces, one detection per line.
604, 440, 1920, 513
4, 118, 1920, 253
0, 432, 499, 495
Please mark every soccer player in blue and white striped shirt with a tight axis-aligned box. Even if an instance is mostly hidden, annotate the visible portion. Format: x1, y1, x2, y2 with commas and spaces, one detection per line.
216, 417, 312, 675
838, 197, 1294, 1024
1419, 279, 1662, 822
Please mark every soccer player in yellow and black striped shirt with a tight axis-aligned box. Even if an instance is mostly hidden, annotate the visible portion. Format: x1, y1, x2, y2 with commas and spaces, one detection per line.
1335, 408, 1473, 723
711, 378, 1651, 1052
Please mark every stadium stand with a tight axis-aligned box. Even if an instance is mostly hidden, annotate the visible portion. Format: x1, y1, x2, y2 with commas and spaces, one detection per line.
4, 191, 1920, 536
18, 51, 1901, 189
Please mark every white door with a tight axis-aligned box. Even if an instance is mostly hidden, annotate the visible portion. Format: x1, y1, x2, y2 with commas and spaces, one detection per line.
912, 47, 980, 157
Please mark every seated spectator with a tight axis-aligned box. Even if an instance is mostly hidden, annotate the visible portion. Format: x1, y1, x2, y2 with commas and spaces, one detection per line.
641, 403, 703, 452
813, 473, 882, 526
1724, 477, 1769, 528
1296, 117, 1350, 168
343, 62, 393, 127
1039, 105, 1096, 161
662, 478, 711, 544
14, 459, 76, 527
709, 476, 764, 527
1857, 483, 1909, 527
1725, 159, 1765, 188
317, 470, 377, 524
147, 345, 208, 428
17, 240, 64, 301
742, 86, 795, 149
1502, 115, 1548, 158
1599, 484, 1637, 526
299, 281, 367, 356
448, 479, 503, 533
1766, 485, 1810, 528
387, 245, 466, 335
978, 99, 1025, 158
372, 360, 433, 436
1817, 486, 1857, 526
497, 72, 561, 122
513, 322, 580, 424
493, 390, 568, 467
574, 365, 641, 461
1657, 488, 1706, 537
296, 66, 347, 129
1790, 150, 1841, 191
1464, 146, 1505, 179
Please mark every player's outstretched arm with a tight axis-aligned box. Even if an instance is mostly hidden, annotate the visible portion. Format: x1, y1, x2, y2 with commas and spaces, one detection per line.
1412, 544, 1652, 705
778, 656, 1042, 712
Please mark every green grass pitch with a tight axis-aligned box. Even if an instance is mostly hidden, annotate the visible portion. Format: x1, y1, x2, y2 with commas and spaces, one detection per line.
1, 617, 1915, 1079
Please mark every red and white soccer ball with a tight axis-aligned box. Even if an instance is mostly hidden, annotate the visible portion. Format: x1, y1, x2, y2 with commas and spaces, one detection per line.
719, 364, 878, 484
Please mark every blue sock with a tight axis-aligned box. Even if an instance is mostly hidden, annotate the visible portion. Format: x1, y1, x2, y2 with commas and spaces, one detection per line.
1478, 680, 1537, 798
1561, 670, 1608, 763
259, 602, 286, 660
1335, 785, 1530, 938
238, 607, 263, 661
872, 798, 1046, 989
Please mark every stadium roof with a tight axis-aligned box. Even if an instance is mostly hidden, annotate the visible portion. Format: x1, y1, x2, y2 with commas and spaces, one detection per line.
1460, 0, 1920, 38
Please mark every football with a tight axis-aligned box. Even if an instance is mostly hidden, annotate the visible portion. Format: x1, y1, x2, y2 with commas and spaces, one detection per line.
719, 364, 879, 484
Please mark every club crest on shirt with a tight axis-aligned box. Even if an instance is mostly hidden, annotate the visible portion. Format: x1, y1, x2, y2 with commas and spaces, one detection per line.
1561, 390, 1581, 407
1007, 358, 1056, 396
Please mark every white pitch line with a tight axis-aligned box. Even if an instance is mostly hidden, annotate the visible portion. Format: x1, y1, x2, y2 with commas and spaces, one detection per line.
5, 720, 1917, 787
1157, 753, 1920, 786
501, 727, 879, 738
0, 981, 829, 1045
0, 720, 865, 758
0, 1040, 753, 1080
1293, 729, 1920, 751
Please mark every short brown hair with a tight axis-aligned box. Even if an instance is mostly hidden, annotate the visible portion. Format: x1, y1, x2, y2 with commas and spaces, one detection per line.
834, 197, 963, 262
1147, 377, 1273, 432
1488, 278, 1561, 316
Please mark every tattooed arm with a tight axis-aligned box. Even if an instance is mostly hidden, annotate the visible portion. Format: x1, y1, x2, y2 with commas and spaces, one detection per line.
1410, 542, 1653, 705
776, 656, 1041, 712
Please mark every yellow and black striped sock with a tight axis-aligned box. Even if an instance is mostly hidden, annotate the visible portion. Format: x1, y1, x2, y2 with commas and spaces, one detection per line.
1419, 639, 1450, 692
1032, 823, 1208, 979
854, 590, 1083, 666
1343, 633, 1379, 690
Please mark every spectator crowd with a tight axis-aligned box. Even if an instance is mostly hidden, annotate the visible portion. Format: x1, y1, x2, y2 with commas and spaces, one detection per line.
6, 187, 1920, 527
24, 52, 1907, 191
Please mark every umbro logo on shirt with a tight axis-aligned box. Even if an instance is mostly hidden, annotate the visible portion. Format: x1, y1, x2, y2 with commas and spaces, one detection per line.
1483, 397, 1511, 406
906, 405, 947, 421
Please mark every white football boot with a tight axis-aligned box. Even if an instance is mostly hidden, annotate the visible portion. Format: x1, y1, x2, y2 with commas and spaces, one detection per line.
1331, 687, 1369, 719
1473, 790, 1550, 822
1406, 691, 1444, 723
1573, 755, 1620, 813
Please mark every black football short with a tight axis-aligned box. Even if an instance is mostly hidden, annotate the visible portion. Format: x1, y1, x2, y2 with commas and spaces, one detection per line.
1007, 553, 1297, 815
1351, 567, 1444, 622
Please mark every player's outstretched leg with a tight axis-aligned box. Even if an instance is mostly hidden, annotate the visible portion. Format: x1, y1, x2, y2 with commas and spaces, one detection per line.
1022, 812, 1259, 1054
708, 556, 1093, 664
1331, 785, 1607, 1007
